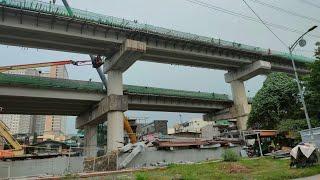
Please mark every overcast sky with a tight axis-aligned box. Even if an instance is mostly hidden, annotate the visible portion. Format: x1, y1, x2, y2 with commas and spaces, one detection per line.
0, 0, 319, 134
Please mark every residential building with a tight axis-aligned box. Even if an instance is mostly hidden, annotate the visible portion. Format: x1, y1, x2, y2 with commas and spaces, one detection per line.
139, 120, 168, 136
0, 113, 34, 134
173, 118, 213, 134
0, 69, 40, 135
40, 65, 68, 137
1, 66, 68, 139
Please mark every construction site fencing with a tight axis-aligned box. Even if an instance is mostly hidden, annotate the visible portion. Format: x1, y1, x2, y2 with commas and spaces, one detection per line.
84, 151, 119, 172
0, 0, 314, 63
0, 145, 101, 178
0, 156, 84, 178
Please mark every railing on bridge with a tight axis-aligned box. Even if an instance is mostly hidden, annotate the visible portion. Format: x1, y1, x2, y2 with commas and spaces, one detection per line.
0, 0, 314, 63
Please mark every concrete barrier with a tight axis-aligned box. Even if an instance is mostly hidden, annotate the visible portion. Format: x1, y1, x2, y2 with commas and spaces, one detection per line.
0, 156, 84, 178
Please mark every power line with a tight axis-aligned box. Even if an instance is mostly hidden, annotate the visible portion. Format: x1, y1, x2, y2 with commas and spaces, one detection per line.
241, 0, 287, 48
300, 0, 320, 9
295, 48, 316, 53
248, 0, 320, 23
183, 0, 320, 38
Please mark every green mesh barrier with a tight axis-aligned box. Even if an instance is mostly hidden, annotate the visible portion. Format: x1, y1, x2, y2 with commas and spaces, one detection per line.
0, 73, 230, 101
124, 85, 229, 101
0, 0, 315, 63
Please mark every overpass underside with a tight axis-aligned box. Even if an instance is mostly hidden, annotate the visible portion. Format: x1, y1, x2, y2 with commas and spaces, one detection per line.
0, 74, 232, 116
0, 0, 313, 154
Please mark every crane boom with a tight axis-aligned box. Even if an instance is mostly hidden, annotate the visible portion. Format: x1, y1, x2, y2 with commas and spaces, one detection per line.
0, 120, 24, 157
0, 60, 91, 73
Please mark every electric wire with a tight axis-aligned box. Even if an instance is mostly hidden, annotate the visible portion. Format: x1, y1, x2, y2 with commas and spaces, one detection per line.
248, 0, 320, 23
299, 0, 320, 9
241, 0, 288, 48
183, 0, 320, 38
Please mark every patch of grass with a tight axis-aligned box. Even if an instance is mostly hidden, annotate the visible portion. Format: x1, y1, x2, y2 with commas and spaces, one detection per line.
135, 172, 149, 180
222, 149, 240, 162
133, 157, 320, 180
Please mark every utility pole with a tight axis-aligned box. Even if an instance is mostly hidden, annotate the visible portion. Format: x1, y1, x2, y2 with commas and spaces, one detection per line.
288, 25, 317, 141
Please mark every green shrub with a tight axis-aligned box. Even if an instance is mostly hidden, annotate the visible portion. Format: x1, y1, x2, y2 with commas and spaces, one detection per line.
222, 149, 239, 162
135, 172, 149, 180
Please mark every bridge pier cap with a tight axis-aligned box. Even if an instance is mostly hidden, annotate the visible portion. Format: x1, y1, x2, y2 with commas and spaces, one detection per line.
103, 39, 146, 74
225, 60, 270, 130
224, 60, 271, 83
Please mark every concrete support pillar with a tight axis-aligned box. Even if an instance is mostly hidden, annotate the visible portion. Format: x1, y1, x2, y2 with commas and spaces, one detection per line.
107, 70, 124, 152
230, 80, 250, 130
84, 124, 97, 157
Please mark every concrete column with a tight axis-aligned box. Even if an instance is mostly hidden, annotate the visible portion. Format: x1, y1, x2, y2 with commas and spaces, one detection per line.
84, 124, 97, 157
107, 70, 124, 152
230, 80, 250, 130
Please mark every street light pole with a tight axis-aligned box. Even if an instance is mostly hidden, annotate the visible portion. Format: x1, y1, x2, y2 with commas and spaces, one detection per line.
288, 25, 317, 141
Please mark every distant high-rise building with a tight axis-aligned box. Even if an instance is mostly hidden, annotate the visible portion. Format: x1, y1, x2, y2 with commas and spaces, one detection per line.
33, 115, 46, 135
41, 65, 68, 136
1, 66, 69, 138
0, 69, 40, 135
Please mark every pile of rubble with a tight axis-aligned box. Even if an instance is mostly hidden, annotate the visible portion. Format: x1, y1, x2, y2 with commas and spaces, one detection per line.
152, 136, 242, 150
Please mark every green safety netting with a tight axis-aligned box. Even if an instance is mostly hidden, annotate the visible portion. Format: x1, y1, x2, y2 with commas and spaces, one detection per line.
124, 85, 230, 101
0, 73, 230, 101
0, 0, 315, 63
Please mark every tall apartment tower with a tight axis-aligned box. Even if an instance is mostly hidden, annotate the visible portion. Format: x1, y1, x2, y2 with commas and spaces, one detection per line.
0, 69, 40, 134
0, 66, 68, 139
40, 65, 68, 137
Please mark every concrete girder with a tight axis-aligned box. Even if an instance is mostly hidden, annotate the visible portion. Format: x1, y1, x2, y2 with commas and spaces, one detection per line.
76, 95, 128, 129
0, 85, 232, 116
0, 7, 310, 74
103, 39, 146, 73
224, 60, 271, 83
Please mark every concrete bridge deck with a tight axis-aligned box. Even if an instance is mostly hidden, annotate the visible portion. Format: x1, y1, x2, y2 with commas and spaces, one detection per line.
0, 73, 233, 115
0, 0, 314, 74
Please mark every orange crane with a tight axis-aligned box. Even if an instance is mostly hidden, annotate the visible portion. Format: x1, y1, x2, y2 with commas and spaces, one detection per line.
0, 60, 91, 73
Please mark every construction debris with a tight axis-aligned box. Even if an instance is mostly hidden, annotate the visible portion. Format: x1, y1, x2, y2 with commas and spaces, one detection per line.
153, 136, 242, 150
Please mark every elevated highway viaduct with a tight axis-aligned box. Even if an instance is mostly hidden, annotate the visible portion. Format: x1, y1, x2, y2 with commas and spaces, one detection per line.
0, 0, 315, 152
0, 73, 233, 155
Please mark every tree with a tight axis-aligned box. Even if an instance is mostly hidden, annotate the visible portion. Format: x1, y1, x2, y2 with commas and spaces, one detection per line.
247, 72, 300, 129
304, 42, 320, 118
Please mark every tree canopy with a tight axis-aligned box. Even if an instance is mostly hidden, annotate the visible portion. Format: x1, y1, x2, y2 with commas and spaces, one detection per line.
247, 72, 299, 129
304, 42, 320, 118
248, 42, 320, 131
